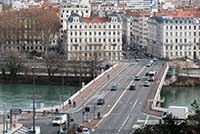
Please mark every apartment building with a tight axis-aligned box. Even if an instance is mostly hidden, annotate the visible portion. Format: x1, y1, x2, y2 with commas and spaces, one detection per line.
148, 10, 200, 59
60, 4, 91, 40
66, 13, 123, 61
123, 10, 150, 50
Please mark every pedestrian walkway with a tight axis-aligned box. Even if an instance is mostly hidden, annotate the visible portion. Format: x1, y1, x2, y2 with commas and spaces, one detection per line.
62, 62, 128, 114
0, 123, 23, 134
143, 63, 168, 117
13, 126, 29, 134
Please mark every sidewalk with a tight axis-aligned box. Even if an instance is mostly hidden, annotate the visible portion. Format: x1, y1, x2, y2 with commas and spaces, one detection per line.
62, 62, 128, 113
0, 62, 128, 123
143, 64, 168, 117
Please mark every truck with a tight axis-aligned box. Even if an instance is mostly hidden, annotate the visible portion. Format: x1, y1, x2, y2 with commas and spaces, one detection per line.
166, 106, 189, 119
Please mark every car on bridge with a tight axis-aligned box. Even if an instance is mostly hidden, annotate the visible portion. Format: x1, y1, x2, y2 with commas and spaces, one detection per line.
111, 85, 117, 91
144, 81, 151, 87
134, 75, 140, 81
129, 84, 136, 90
97, 97, 105, 105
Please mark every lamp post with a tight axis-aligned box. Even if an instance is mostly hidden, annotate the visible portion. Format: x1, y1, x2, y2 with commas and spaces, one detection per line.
31, 66, 36, 134
3, 103, 6, 134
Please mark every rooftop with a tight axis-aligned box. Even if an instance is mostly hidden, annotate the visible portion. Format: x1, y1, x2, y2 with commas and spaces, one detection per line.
83, 17, 106, 23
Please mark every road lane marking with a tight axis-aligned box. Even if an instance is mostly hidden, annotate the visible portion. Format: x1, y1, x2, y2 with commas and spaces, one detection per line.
71, 63, 131, 113
95, 65, 145, 128
136, 66, 146, 76
117, 100, 138, 134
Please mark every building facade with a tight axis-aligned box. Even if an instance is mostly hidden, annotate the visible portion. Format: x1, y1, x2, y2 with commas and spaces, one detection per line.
123, 10, 150, 50
66, 13, 123, 61
60, 4, 91, 40
148, 10, 200, 59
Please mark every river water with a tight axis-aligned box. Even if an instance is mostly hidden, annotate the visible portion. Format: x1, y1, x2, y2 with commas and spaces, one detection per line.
0, 83, 79, 111
161, 86, 200, 109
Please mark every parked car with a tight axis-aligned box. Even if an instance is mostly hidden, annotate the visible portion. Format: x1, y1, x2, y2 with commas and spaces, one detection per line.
82, 127, 90, 134
129, 84, 136, 90
111, 85, 117, 91
52, 114, 67, 126
144, 81, 151, 87
134, 75, 140, 81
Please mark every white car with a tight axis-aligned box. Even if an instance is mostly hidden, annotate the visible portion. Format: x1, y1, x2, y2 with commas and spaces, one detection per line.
52, 114, 67, 126
144, 81, 151, 87
82, 127, 90, 134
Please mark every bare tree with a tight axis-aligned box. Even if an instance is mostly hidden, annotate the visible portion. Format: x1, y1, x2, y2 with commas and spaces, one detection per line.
44, 51, 63, 79
2, 51, 24, 79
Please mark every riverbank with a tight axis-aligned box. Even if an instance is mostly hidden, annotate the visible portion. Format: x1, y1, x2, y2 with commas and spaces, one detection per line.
0, 74, 92, 86
169, 76, 200, 87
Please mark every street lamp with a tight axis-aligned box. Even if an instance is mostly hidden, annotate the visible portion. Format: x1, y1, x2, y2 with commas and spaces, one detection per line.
2, 103, 6, 134
31, 66, 36, 134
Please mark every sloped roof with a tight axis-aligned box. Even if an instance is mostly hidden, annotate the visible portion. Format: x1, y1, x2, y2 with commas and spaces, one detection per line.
83, 17, 106, 23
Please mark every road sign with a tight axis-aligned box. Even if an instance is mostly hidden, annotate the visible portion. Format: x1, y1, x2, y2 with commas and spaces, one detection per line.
10, 109, 22, 114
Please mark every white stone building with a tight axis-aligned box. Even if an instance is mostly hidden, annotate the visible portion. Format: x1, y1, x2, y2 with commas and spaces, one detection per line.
60, 4, 91, 40
123, 10, 150, 50
66, 13, 123, 61
148, 10, 200, 59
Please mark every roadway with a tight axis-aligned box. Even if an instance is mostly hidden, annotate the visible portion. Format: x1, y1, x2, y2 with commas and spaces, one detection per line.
92, 60, 163, 134
19, 60, 163, 134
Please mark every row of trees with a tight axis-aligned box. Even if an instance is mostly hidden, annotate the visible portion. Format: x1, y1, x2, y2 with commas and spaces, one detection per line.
134, 100, 200, 134
0, 51, 103, 82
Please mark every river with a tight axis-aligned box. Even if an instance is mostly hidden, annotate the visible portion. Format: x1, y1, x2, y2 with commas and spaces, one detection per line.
161, 86, 200, 109
0, 83, 79, 111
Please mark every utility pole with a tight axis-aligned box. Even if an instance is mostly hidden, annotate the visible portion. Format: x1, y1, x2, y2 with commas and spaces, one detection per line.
32, 67, 36, 134
3, 103, 6, 134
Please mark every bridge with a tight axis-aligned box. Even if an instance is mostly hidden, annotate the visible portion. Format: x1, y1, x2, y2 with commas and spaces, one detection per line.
4, 59, 169, 134
61, 59, 169, 133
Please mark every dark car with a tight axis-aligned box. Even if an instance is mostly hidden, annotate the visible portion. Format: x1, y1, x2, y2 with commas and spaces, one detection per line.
97, 98, 105, 105
111, 86, 117, 91
145, 72, 149, 76
129, 84, 136, 90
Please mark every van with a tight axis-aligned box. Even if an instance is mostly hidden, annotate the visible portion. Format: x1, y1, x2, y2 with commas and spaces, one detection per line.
52, 114, 67, 126
129, 84, 136, 90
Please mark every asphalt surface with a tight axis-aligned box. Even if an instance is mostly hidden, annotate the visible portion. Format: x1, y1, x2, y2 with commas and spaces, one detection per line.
93, 61, 162, 134
19, 60, 163, 134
